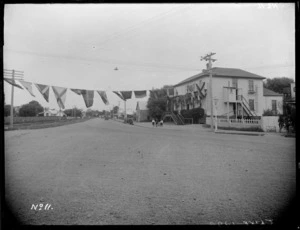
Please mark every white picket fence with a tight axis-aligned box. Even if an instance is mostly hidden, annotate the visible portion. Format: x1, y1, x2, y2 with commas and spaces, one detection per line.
219, 118, 261, 125
206, 117, 262, 128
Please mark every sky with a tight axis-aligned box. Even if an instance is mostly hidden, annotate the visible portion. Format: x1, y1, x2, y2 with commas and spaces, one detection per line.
3, 3, 295, 112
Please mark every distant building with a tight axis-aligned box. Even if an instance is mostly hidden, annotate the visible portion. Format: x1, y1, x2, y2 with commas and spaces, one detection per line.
263, 88, 283, 115
136, 101, 149, 122
38, 107, 66, 117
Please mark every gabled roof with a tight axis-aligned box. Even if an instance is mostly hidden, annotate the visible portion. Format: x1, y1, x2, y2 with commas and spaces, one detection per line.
173, 67, 266, 87
136, 101, 148, 111
263, 88, 283, 96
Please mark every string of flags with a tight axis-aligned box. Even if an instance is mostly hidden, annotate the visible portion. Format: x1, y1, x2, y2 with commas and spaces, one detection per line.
4, 78, 206, 110
4, 78, 175, 110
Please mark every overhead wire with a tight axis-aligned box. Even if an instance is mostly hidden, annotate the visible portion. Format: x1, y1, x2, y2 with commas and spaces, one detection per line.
4, 48, 200, 72
95, 4, 192, 48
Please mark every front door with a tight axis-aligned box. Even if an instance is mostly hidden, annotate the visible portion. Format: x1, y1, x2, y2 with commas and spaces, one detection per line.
233, 103, 236, 115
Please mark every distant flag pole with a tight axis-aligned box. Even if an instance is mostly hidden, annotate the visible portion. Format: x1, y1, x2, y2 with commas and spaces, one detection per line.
3, 69, 24, 129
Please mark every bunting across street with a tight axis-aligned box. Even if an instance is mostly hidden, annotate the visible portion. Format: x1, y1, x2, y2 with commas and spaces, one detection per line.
81, 90, 94, 108
35, 83, 50, 102
5, 77, 168, 110
134, 90, 147, 98
120, 91, 132, 100
19, 80, 35, 97
71, 89, 94, 108
52, 86, 68, 109
196, 82, 207, 99
167, 88, 174, 97
113, 91, 124, 101
4, 78, 23, 89
97, 91, 109, 105
149, 90, 158, 99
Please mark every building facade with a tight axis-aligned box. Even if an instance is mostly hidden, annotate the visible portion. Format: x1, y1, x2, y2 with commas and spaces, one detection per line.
136, 101, 149, 122
263, 88, 283, 115
171, 67, 267, 119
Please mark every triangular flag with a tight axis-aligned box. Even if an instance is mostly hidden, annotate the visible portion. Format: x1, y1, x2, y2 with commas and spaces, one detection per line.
52, 86, 67, 109
71, 88, 94, 108
97, 91, 109, 105
134, 90, 147, 98
18, 80, 35, 97
120, 91, 132, 100
70, 88, 82, 96
167, 88, 174, 97
113, 91, 124, 101
35, 83, 50, 102
196, 82, 206, 99
149, 90, 158, 99
81, 90, 94, 108
4, 78, 23, 89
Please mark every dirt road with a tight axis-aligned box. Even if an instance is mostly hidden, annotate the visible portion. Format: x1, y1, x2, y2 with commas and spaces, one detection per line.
4, 118, 296, 225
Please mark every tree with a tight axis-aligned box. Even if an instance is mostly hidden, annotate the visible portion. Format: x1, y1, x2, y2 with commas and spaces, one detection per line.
85, 109, 100, 117
147, 87, 168, 119
263, 77, 294, 94
64, 108, 82, 117
4, 104, 15, 117
113, 106, 119, 114
19, 100, 43, 117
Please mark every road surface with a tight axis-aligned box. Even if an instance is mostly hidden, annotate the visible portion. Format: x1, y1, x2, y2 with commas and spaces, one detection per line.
5, 118, 296, 225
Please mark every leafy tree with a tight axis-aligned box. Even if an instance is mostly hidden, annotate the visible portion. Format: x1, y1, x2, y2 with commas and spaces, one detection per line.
263, 109, 276, 116
147, 87, 168, 119
85, 109, 100, 117
263, 77, 294, 94
19, 100, 43, 117
113, 106, 119, 114
4, 104, 15, 117
64, 108, 82, 117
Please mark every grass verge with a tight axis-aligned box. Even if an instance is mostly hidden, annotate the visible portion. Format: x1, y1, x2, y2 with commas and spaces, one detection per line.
4, 117, 95, 131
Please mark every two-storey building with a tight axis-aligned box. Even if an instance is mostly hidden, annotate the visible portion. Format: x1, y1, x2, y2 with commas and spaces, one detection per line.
171, 67, 266, 121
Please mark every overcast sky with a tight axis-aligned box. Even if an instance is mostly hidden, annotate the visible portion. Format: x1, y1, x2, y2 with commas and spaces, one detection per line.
4, 3, 295, 112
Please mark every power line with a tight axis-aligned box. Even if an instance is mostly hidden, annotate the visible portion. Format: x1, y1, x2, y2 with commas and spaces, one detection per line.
95, 5, 192, 48
4, 48, 199, 72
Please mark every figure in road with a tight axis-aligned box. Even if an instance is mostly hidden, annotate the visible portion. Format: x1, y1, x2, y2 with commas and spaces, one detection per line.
152, 118, 155, 127
160, 119, 163, 127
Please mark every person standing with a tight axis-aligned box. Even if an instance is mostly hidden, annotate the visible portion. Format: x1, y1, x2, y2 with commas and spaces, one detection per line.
160, 119, 163, 127
152, 118, 155, 127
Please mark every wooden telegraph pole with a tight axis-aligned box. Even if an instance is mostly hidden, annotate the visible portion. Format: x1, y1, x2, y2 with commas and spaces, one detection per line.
4, 69, 24, 129
200, 53, 217, 131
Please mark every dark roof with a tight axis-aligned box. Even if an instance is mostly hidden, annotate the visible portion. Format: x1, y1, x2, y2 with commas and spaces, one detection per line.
173, 67, 266, 87
263, 88, 283, 96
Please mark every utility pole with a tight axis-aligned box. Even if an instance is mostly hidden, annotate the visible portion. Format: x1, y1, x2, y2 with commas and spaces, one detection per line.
4, 69, 24, 129
124, 100, 127, 121
200, 53, 217, 131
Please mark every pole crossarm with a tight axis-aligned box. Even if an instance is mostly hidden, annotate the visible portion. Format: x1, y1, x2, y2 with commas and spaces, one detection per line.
200, 52, 216, 131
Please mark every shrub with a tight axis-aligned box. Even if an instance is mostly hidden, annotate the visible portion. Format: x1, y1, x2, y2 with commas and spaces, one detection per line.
180, 108, 205, 124
202, 125, 264, 132
263, 109, 277, 116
